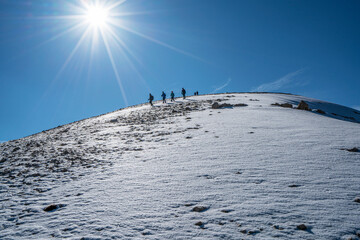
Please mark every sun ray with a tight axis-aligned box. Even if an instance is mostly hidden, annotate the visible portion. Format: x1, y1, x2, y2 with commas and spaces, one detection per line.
86, 25, 101, 83
99, 28, 129, 106
8, 22, 86, 63
36, 26, 92, 115
33, 15, 84, 20
54, 26, 92, 81
110, 9, 170, 17
109, 21, 208, 63
104, 25, 150, 90
106, 0, 127, 11
105, 25, 143, 66
37, 22, 87, 48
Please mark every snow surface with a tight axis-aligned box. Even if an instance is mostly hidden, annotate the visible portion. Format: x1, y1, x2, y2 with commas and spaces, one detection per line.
1, 93, 360, 239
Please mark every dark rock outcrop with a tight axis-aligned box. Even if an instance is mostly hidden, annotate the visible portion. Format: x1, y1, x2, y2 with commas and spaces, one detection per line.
234, 103, 248, 107
212, 102, 248, 109
192, 206, 209, 212
297, 101, 310, 111
271, 103, 293, 108
316, 109, 326, 114
347, 148, 359, 152
297, 224, 307, 231
43, 204, 65, 212
221, 209, 233, 213
211, 102, 220, 109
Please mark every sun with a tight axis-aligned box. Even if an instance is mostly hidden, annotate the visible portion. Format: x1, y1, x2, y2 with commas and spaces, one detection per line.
85, 5, 109, 28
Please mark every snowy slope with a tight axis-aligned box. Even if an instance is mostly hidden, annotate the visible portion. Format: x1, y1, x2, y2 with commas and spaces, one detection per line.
1, 93, 360, 240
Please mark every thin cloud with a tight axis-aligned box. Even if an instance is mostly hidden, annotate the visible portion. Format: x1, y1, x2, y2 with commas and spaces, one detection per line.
252, 68, 306, 92
211, 78, 231, 93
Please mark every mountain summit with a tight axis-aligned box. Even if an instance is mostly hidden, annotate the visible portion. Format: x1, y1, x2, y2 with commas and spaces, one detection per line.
1, 93, 360, 239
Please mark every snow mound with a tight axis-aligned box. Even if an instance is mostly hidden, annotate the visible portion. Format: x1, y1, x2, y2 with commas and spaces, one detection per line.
1, 93, 360, 239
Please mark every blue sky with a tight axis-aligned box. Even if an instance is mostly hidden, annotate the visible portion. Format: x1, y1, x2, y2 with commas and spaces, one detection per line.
0, 0, 359, 141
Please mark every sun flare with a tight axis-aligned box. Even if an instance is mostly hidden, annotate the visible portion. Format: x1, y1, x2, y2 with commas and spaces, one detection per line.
85, 6, 109, 28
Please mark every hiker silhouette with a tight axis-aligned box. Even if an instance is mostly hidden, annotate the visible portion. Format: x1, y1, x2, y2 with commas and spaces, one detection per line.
181, 88, 186, 99
161, 91, 166, 103
149, 93, 154, 106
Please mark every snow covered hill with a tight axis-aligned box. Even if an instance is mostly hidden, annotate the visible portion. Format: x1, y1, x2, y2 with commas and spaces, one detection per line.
1, 93, 360, 239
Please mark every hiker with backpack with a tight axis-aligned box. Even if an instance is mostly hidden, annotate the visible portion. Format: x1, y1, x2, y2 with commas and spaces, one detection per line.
161, 91, 166, 103
170, 91, 175, 102
149, 93, 154, 106
181, 88, 186, 99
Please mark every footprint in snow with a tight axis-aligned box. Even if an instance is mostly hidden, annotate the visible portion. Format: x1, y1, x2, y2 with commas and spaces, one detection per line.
184, 203, 195, 207
197, 174, 215, 179
221, 209, 233, 213
254, 179, 265, 184
43, 204, 66, 212
273, 225, 284, 230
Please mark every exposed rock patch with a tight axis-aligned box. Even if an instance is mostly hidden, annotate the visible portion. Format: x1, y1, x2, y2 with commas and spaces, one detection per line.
192, 206, 209, 212
43, 204, 66, 212
195, 221, 204, 226
212, 102, 248, 109
341, 147, 359, 153
212, 102, 232, 109
234, 103, 248, 107
297, 101, 310, 111
297, 224, 308, 231
221, 209, 233, 213
316, 109, 326, 114
271, 103, 293, 108
247, 230, 260, 235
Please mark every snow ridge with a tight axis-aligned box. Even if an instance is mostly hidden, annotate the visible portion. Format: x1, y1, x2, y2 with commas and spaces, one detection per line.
1, 93, 360, 239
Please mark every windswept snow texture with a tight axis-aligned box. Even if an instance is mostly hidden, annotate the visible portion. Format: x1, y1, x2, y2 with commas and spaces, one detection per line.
1, 93, 360, 239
